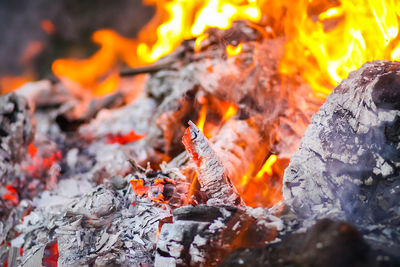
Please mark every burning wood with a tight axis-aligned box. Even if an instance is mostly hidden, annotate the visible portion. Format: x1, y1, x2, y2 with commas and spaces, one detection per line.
182, 121, 244, 206
1, 1, 400, 265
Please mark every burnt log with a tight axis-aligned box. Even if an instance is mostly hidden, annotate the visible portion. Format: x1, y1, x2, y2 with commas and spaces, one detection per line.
220, 219, 399, 267
283, 61, 400, 251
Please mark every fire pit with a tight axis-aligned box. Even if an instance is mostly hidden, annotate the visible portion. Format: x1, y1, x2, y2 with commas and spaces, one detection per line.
0, 1, 400, 266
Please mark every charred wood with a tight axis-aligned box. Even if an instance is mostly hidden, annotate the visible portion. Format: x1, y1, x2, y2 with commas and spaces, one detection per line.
220, 219, 399, 267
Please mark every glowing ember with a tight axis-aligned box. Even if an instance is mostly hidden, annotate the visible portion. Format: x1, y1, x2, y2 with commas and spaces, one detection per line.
23, 147, 62, 178
27, 143, 38, 157
129, 179, 149, 196
182, 127, 201, 166
42, 241, 59, 267
129, 177, 177, 204
106, 130, 145, 145
2, 185, 19, 206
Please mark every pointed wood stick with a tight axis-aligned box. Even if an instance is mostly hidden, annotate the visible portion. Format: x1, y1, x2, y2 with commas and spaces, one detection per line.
182, 121, 244, 206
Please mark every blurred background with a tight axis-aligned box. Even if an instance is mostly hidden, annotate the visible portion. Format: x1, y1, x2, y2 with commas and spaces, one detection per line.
0, 0, 153, 88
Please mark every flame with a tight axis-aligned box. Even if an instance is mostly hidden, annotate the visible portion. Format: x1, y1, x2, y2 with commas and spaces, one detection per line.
238, 155, 284, 207
0, 74, 34, 94
279, 0, 400, 96
51, 1, 262, 94
49, 0, 400, 96
226, 43, 242, 57
2, 0, 399, 98
196, 104, 208, 133
194, 33, 209, 52
138, 0, 262, 63
51, 29, 137, 91
255, 154, 277, 180
221, 104, 238, 122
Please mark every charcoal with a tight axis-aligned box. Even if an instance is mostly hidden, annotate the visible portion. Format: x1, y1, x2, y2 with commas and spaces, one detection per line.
220, 218, 399, 267
283, 61, 400, 250
155, 205, 280, 266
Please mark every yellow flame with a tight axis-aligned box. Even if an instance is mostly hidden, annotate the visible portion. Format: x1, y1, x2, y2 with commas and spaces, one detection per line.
196, 104, 207, 132
222, 105, 237, 121
279, 0, 400, 96
194, 33, 209, 53
138, 0, 262, 63
226, 43, 243, 57
255, 154, 277, 180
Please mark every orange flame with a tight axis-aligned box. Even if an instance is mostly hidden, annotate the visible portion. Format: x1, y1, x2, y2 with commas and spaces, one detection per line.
51, 1, 263, 94
238, 154, 284, 207
0, 74, 34, 94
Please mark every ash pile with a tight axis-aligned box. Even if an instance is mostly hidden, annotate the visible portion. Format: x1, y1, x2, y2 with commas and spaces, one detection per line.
0, 22, 399, 267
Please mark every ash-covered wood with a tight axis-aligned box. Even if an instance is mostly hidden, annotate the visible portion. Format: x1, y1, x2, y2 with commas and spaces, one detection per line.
283, 61, 400, 251
155, 205, 280, 266
0, 93, 33, 173
182, 121, 244, 206
0, 93, 33, 225
211, 119, 267, 193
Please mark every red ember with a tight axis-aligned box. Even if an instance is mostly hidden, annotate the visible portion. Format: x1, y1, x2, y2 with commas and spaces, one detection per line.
42, 241, 59, 267
106, 130, 144, 145
2, 185, 19, 206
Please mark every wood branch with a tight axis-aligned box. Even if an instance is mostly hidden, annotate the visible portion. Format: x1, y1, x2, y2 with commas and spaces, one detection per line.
182, 121, 244, 206
119, 62, 175, 77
